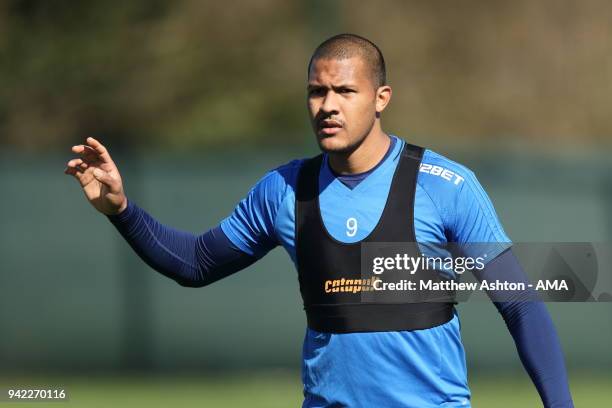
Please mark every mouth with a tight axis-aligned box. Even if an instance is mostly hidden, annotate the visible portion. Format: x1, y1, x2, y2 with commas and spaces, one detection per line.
317, 119, 343, 136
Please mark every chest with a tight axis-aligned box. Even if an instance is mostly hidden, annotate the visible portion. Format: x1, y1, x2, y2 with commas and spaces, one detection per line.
275, 176, 446, 264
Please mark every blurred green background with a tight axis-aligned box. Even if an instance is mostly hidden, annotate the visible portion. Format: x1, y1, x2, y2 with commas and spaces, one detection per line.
1, 0, 611, 406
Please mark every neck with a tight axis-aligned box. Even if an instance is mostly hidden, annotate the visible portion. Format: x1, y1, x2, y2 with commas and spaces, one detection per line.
328, 126, 391, 175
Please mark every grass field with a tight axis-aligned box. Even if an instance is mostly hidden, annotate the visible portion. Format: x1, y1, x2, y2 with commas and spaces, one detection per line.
1, 372, 609, 407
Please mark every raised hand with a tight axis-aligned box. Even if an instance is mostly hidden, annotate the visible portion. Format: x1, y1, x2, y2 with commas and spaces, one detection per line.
64, 137, 128, 215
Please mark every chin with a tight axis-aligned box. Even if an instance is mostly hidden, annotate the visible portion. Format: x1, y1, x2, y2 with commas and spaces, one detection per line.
316, 134, 355, 154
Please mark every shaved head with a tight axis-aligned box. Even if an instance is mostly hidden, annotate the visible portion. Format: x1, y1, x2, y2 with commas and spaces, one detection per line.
308, 34, 386, 88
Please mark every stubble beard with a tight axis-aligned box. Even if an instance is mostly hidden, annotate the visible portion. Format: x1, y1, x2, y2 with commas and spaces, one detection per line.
316, 123, 374, 157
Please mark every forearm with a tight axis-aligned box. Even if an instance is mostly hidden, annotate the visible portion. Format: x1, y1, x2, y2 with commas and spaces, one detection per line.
107, 200, 258, 286
498, 298, 573, 407
478, 250, 574, 407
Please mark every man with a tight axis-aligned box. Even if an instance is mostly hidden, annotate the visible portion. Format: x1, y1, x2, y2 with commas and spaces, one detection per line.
65, 34, 573, 407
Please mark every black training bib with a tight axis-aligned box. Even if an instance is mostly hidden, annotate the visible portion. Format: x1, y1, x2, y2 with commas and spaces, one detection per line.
295, 141, 455, 333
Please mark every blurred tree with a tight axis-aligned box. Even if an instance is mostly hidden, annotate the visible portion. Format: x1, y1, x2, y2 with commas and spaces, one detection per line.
1, 0, 611, 151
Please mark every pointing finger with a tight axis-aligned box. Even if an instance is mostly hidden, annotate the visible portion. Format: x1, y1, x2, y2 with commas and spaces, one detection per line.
85, 137, 113, 163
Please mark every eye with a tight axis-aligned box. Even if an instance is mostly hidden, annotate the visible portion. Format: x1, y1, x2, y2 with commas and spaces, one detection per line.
338, 87, 355, 94
308, 87, 325, 97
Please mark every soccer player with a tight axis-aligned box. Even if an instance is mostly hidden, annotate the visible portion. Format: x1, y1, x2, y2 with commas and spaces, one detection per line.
65, 34, 574, 407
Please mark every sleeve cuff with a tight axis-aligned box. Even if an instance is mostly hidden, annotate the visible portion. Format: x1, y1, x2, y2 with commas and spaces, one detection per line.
107, 199, 137, 225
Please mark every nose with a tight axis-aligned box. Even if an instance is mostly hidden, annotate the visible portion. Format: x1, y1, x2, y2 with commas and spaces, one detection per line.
320, 90, 340, 114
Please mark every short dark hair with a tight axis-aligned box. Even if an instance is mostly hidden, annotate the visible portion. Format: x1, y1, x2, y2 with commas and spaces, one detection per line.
308, 33, 386, 88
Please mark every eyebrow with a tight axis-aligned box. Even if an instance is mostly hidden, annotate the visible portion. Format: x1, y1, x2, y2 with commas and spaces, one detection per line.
307, 83, 358, 90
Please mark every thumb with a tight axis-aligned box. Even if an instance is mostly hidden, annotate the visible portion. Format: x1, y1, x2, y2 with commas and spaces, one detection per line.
93, 168, 120, 191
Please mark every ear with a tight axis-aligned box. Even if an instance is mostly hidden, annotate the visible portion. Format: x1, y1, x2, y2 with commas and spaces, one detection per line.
375, 85, 392, 113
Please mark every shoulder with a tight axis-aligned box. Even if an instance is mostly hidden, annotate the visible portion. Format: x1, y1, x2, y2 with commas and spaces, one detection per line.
417, 148, 475, 201
240, 157, 311, 224
220, 157, 306, 256
417, 147, 511, 244
416, 148, 496, 229
270, 158, 305, 179
249, 158, 305, 199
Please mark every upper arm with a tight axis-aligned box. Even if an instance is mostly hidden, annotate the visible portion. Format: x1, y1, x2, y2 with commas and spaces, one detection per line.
419, 151, 511, 263
450, 168, 512, 262
220, 160, 301, 258
451, 169, 510, 242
